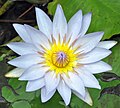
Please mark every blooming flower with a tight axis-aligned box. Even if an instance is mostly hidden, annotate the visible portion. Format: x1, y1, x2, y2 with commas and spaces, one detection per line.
6, 4, 117, 106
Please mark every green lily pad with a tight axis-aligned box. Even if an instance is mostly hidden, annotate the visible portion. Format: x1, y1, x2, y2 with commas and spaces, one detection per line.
12, 101, 31, 108
2, 79, 35, 103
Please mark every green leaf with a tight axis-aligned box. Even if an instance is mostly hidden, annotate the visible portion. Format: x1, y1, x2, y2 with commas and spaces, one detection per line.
48, 0, 120, 40
12, 101, 31, 108
2, 79, 35, 103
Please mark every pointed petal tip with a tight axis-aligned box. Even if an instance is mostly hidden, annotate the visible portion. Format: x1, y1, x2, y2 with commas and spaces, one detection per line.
35, 7, 39, 11
7, 60, 16, 66
5, 73, 12, 78
100, 31, 104, 35
7, 61, 12, 65
5, 72, 19, 78
64, 102, 70, 106
112, 41, 118, 46
13, 23, 22, 28
97, 85, 101, 90
86, 96, 93, 106
86, 12, 92, 17
56, 4, 63, 11
77, 9, 82, 14
107, 65, 112, 71
57, 4, 62, 8
7, 42, 14, 48
18, 76, 26, 81
94, 31, 104, 37
13, 23, 18, 27
41, 98, 46, 103
18, 77, 22, 81
109, 50, 112, 55
6, 43, 10, 47
26, 86, 36, 92
35, 7, 43, 13
26, 89, 32, 92
5, 68, 24, 78
88, 12, 92, 15
89, 101, 93, 106
97, 31, 104, 37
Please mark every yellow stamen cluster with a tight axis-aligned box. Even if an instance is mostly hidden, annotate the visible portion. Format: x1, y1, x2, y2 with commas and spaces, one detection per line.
44, 43, 77, 74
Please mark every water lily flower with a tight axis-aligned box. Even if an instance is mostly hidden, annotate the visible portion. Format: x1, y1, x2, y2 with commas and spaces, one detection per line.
6, 4, 117, 106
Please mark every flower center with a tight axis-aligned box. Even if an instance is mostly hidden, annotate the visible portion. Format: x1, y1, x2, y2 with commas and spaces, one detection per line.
44, 43, 77, 74
52, 51, 69, 68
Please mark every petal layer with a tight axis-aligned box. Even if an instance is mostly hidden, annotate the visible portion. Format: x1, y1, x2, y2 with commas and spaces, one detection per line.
26, 78, 45, 92
35, 7, 52, 41
74, 32, 104, 54
73, 89, 93, 106
97, 41, 117, 49
53, 4, 67, 43
84, 61, 112, 74
24, 24, 50, 49
8, 54, 43, 68
67, 10, 82, 45
75, 68, 101, 89
45, 71, 60, 94
62, 72, 85, 97
7, 42, 37, 55
13, 24, 31, 43
79, 12, 92, 37
57, 80, 71, 105
41, 87, 56, 102
19, 64, 48, 80
78, 48, 111, 64
5, 68, 24, 78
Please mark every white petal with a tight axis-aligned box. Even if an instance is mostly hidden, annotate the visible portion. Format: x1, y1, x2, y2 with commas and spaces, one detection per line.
78, 48, 111, 64
26, 78, 45, 92
57, 80, 71, 105
73, 32, 104, 54
53, 4, 67, 43
7, 42, 37, 55
5, 68, 24, 78
41, 87, 56, 102
45, 71, 60, 94
13, 24, 32, 43
67, 10, 82, 45
73, 89, 93, 106
84, 61, 112, 74
8, 54, 43, 68
62, 72, 85, 97
75, 68, 101, 89
79, 12, 92, 37
19, 64, 48, 80
24, 24, 50, 49
97, 41, 117, 49
35, 7, 52, 41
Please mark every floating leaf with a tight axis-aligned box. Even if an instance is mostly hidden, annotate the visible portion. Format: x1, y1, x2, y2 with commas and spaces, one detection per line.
12, 101, 31, 108
2, 79, 35, 103
99, 84, 120, 99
